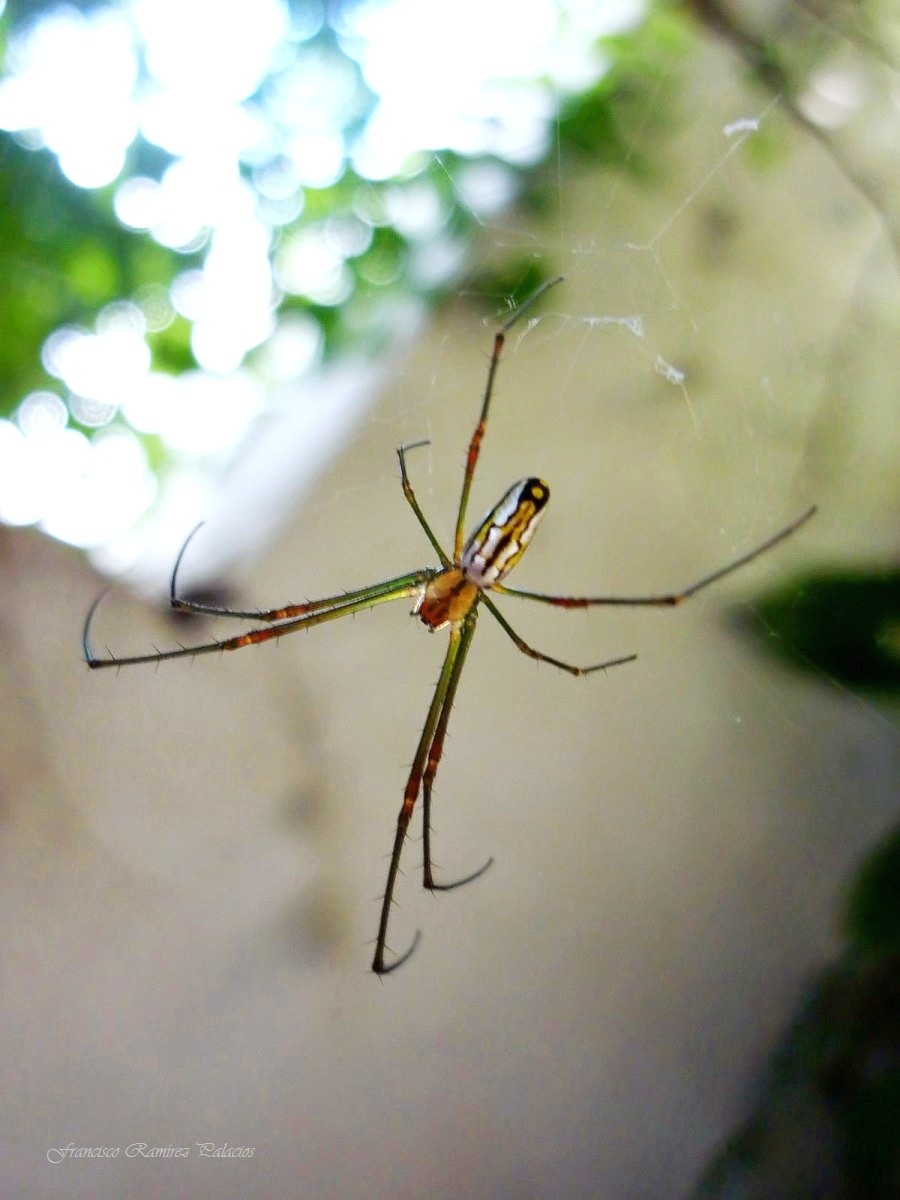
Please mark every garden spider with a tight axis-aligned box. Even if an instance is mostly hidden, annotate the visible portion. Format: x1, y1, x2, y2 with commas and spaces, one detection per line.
84, 276, 816, 975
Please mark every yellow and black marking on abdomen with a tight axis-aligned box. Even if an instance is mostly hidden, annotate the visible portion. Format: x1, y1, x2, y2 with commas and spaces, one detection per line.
460, 478, 549, 588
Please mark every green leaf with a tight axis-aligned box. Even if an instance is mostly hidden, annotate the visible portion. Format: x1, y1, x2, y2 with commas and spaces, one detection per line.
747, 570, 900, 694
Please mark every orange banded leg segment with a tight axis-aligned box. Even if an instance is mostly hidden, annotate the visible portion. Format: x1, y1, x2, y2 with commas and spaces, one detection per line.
166, 525, 434, 623
373, 614, 473, 974
493, 505, 818, 611
420, 611, 492, 891
170, 571, 432, 624
372, 791, 423, 976
84, 575, 430, 670
454, 275, 564, 561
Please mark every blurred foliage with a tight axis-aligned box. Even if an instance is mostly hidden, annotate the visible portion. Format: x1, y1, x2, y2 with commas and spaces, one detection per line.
689, 0, 900, 262
692, 571, 900, 1197
0, 132, 200, 421
533, 3, 693, 193
1, 0, 893, 460
845, 829, 900, 961
0, 0, 691, 434
748, 570, 900, 694
693, 949, 900, 1199
4, 0, 887, 455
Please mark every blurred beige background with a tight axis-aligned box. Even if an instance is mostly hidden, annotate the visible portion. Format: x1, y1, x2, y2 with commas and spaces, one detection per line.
3, 38, 899, 1200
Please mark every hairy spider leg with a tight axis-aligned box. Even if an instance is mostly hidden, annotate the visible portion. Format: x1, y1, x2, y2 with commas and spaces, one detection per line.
397, 440, 452, 568
453, 275, 564, 561
492, 504, 818, 610
373, 610, 477, 974
163, 525, 429, 625
420, 607, 491, 892
480, 594, 638, 676
83, 572, 433, 669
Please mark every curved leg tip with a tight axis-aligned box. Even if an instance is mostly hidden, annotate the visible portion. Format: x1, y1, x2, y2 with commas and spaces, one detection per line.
169, 522, 206, 606
427, 855, 494, 893
372, 928, 422, 976
82, 590, 110, 665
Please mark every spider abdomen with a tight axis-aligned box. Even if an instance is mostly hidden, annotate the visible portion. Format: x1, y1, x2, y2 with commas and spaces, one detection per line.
461, 477, 549, 587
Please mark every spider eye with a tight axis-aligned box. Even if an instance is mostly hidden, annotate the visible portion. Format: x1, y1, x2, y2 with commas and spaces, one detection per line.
461, 477, 549, 587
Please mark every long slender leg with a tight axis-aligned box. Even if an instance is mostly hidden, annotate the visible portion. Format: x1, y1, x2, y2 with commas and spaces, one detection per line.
372, 623, 467, 975
454, 275, 564, 560
493, 505, 817, 610
172, 573, 430, 623
166, 525, 433, 623
421, 612, 492, 891
83, 574, 430, 669
481, 595, 637, 676
397, 441, 451, 568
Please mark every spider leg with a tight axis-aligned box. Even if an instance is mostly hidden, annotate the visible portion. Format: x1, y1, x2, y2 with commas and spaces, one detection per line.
166, 524, 429, 623
454, 275, 564, 560
83, 574, 430, 669
493, 505, 818, 610
481, 595, 636, 676
372, 614, 474, 974
397, 441, 451, 568
421, 610, 493, 892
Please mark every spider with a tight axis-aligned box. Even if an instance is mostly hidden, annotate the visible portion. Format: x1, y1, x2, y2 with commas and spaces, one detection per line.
84, 276, 816, 975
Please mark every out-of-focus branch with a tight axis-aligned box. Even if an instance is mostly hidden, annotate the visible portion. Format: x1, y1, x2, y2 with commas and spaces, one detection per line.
690, 0, 900, 269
